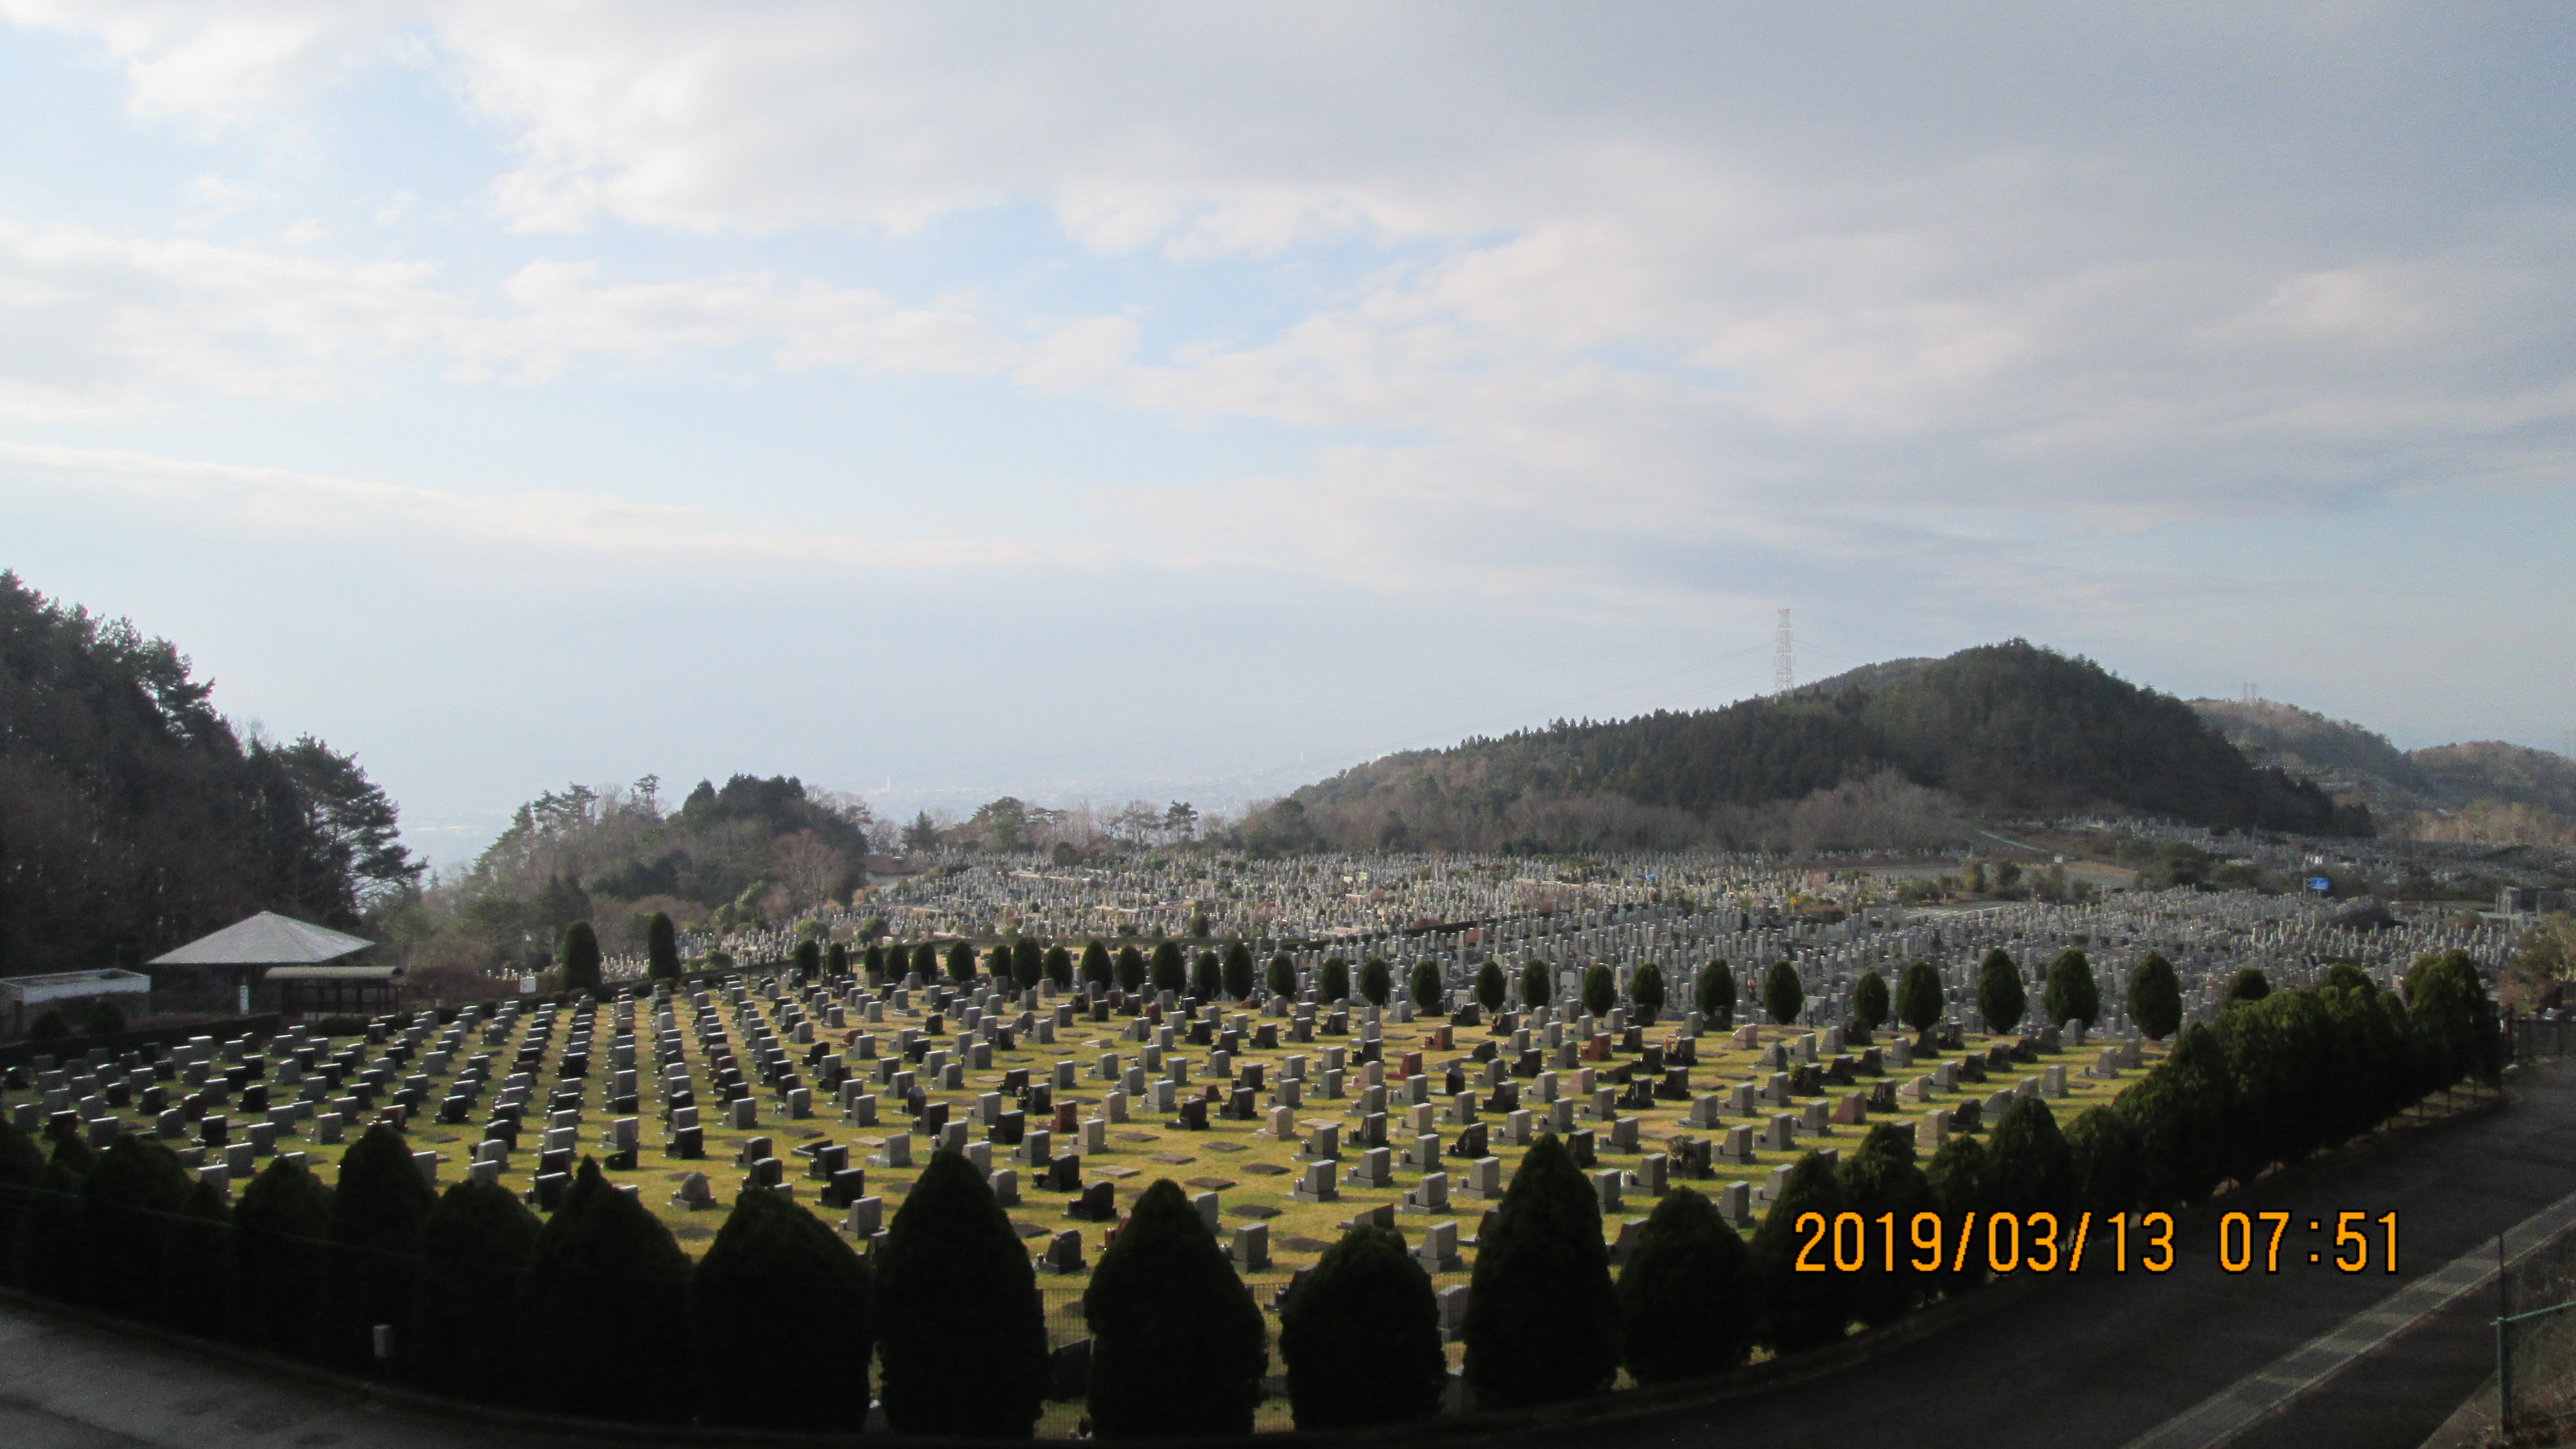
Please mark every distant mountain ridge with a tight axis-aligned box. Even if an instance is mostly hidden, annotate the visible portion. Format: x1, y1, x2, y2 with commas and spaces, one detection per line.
2190, 700, 2576, 844
1252, 641, 2361, 854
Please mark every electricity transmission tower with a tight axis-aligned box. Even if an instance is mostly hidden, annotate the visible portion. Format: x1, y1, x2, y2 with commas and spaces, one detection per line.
1774, 608, 1794, 695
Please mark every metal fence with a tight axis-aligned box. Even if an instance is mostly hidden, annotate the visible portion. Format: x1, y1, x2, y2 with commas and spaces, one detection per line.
2499, 1218, 2576, 1436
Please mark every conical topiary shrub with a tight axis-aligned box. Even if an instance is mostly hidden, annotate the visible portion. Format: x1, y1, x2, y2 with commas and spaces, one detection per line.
1751, 1150, 1851, 1353
1463, 1135, 1618, 1408
314, 1124, 436, 1371
1281, 1223, 1445, 1428
1617, 1186, 1754, 1384
1085, 1178, 1268, 1437
79, 1134, 193, 1320
233, 1154, 335, 1356
161, 1177, 231, 1338
693, 1185, 872, 1431
1838, 1123, 1931, 1327
518, 1159, 695, 1423
874, 1150, 1048, 1437
410, 1180, 541, 1401
1985, 1096, 2075, 1220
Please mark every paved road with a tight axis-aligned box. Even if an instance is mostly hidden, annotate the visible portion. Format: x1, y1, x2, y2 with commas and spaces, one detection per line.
1, 1066, 2566, 1449
1538, 1064, 2576, 1449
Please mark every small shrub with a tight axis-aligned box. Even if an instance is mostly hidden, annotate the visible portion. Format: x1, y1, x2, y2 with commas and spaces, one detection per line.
1518, 960, 1550, 1011
1628, 962, 1665, 1019
1838, 1124, 1930, 1327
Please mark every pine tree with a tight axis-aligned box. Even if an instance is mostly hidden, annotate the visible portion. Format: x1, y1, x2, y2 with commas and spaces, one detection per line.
1115, 943, 1147, 992
313, 1124, 435, 1370
1616, 1186, 1754, 1384
1763, 959, 1805, 1026
411, 1181, 541, 1401
559, 920, 603, 994
1013, 937, 1044, 989
911, 940, 940, 982
2042, 948, 2101, 1029
519, 1159, 695, 1423
1045, 945, 1074, 990
1151, 940, 1187, 994
1976, 949, 2026, 1035
1750, 1151, 1849, 1352
1853, 970, 1890, 1031
233, 1155, 334, 1356
2226, 967, 2271, 1005
2129, 952, 2182, 1040
647, 911, 681, 982
1696, 959, 1736, 1029
1083, 939, 1115, 988
1192, 948, 1223, 999
948, 940, 978, 984
874, 1152, 1048, 1437
1085, 1179, 1268, 1436
1475, 960, 1507, 1014
693, 1186, 872, 1431
1281, 1224, 1445, 1428
793, 937, 822, 979
1268, 953, 1299, 1000
1224, 942, 1256, 1001
988, 943, 1017, 985
861, 943, 888, 983
1463, 1135, 1618, 1407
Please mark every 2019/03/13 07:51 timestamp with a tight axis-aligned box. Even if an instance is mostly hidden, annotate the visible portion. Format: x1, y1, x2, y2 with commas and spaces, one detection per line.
1788, 1210, 2401, 1275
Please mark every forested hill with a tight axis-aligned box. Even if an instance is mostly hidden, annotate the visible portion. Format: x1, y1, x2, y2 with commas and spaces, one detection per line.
1268, 641, 2365, 851
0, 571, 419, 977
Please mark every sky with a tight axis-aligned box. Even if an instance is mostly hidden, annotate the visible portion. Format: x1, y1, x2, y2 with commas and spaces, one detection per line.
2, 3, 2572, 869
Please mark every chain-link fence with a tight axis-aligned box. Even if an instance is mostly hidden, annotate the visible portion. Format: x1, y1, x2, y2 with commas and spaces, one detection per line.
2499, 1219, 2576, 1437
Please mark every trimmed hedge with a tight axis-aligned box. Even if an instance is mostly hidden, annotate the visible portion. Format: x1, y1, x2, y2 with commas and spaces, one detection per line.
314, 1124, 435, 1371
411, 1180, 541, 1401
233, 1154, 335, 1356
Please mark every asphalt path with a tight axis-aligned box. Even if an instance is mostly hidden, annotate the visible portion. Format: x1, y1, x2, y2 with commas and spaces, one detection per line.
0, 1064, 2568, 1449
1547, 1062, 2576, 1449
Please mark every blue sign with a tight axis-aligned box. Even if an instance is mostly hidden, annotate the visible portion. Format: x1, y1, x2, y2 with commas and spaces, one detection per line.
2306, 877, 2331, 893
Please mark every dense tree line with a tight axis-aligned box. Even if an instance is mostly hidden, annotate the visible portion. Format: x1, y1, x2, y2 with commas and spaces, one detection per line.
0, 948, 2491, 1432
1263, 641, 2372, 854
0, 571, 419, 977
